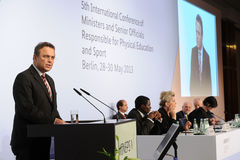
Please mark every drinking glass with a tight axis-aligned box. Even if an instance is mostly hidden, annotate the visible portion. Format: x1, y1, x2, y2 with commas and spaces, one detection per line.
70, 110, 79, 123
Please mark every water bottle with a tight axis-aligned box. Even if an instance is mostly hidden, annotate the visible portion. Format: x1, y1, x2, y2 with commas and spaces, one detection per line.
234, 114, 240, 127
200, 118, 204, 135
204, 118, 210, 129
193, 118, 199, 135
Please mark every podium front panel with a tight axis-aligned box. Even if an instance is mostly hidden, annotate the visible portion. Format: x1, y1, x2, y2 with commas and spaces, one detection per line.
115, 120, 137, 159
28, 119, 136, 160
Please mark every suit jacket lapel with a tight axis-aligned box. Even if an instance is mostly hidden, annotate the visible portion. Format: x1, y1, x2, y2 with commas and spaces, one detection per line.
202, 47, 208, 76
30, 65, 53, 104
181, 111, 185, 118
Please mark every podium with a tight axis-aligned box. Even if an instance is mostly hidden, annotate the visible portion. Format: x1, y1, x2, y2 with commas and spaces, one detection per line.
28, 119, 137, 160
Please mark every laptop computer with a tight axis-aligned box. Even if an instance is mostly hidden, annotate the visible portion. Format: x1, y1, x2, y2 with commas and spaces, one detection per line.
153, 123, 181, 160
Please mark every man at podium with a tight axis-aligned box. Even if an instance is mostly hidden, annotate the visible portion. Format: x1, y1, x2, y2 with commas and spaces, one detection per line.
10, 42, 66, 160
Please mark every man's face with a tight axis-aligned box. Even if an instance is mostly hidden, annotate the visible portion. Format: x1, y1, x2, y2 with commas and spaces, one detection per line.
119, 100, 128, 113
194, 99, 202, 109
196, 21, 203, 49
33, 47, 55, 73
182, 102, 192, 114
141, 100, 151, 114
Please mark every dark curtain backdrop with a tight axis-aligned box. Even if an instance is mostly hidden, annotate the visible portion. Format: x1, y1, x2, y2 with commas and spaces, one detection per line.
222, 20, 239, 121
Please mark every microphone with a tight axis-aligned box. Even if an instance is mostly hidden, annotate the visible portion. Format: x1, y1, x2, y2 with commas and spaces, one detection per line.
211, 112, 226, 127
80, 88, 117, 113
80, 88, 119, 121
73, 88, 106, 123
80, 88, 90, 96
211, 112, 225, 121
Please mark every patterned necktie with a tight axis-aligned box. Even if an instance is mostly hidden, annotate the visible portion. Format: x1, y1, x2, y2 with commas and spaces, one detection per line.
122, 114, 126, 119
41, 74, 52, 101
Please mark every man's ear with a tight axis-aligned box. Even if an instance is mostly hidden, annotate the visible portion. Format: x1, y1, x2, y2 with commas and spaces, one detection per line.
139, 104, 146, 113
119, 106, 122, 110
33, 54, 36, 61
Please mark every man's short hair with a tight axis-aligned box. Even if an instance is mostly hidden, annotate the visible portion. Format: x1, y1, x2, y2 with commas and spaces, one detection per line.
203, 96, 218, 108
116, 100, 124, 110
196, 14, 203, 34
135, 96, 149, 109
182, 101, 191, 107
34, 42, 55, 56
193, 98, 200, 105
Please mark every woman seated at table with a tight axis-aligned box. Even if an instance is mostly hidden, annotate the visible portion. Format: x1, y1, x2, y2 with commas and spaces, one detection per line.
189, 96, 217, 126
150, 91, 191, 135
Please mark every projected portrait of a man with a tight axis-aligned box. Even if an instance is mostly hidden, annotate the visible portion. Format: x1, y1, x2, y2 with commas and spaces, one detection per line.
190, 14, 212, 96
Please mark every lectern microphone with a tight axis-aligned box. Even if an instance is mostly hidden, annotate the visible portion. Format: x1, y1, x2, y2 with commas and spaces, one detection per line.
80, 88, 90, 96
73, 88, 106, 123
80, 88, 119, 121
80, 88, 118, 113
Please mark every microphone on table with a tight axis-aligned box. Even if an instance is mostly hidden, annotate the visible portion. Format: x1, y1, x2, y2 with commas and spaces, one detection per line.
210, 112, 226, 126
73, 88, 106, 123
211, 112, 225, 121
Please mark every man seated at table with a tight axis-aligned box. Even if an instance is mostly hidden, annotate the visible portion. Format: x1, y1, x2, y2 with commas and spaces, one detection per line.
189, 96, 217, 126
193, 97, 215, 119
112, 100, 128, 119
128, 95, 161, 135
176, 102, 192, 121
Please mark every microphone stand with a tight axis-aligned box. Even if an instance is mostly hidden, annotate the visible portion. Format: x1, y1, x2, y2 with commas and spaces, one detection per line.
73, 88, 106, 123
80, 88, 119, 122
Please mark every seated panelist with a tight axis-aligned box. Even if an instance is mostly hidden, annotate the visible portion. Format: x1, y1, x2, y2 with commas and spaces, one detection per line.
176, 101, 192, 121
151, 91, 191, 135
128, 96, 161, 135
189, 96, 218, 126
112, 100, 128, 119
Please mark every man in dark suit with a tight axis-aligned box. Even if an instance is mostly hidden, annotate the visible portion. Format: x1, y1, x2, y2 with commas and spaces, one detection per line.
127, 96, 161, 135
189, 96, 217, 126
176, 102, 192, 121
10, 42, 66, 160
190, 14, 212, 96
112, 100, 128, 119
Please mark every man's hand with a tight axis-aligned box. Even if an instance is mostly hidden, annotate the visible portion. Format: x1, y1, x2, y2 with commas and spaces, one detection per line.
184, 121, 192, 131
148, 111, 161, 120
54, 118, 67, 124
210, 118, 216, 125
154, 111, 161, 120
